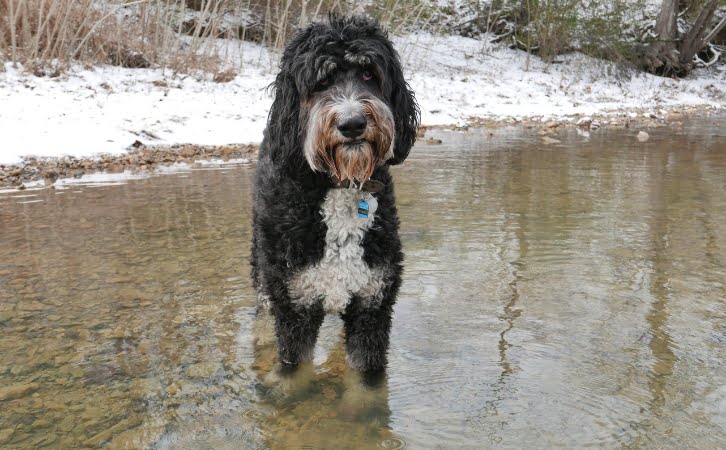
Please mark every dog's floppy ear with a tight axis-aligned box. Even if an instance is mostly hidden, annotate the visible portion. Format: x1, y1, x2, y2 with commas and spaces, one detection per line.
265, 27, 314, 168
385, 46, 420, 166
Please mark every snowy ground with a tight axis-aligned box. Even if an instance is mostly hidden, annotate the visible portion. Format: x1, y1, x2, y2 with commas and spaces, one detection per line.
1, 34, 725, 165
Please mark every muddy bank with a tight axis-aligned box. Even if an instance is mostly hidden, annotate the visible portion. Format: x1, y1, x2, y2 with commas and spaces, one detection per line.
0, 105, 720, 189
0, 143, 257, 189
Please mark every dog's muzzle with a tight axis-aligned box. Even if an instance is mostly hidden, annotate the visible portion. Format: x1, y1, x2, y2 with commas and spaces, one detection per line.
303, 88, 395, 183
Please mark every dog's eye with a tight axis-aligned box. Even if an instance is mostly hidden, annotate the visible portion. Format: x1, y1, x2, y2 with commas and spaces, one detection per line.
361, 70, 373, 81
313, 76, 330, 91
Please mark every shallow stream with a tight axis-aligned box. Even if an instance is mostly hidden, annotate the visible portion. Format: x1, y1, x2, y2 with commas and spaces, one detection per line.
1, 117, 725, 448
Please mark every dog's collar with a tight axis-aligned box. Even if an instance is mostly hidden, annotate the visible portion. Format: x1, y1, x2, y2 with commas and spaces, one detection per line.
330, 176, 385, 193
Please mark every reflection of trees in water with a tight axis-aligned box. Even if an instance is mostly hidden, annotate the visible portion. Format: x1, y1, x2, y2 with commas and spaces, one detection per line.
0, 168, 266, 447
624, 140, 726, 445
98, 170, 256, 379
387, 127, 726, 447
642, 148, 676, 420
632, 145, 724, 445
478, 144, 529, 444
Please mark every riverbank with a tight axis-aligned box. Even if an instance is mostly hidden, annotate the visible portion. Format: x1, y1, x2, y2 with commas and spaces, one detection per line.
0, 144, 257, 189
1, 33, 724, 188
2, 104, 721, 189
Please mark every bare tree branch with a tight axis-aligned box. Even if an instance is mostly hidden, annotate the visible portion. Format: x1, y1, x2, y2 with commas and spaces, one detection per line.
702, 14, 726, 47
679, 0, 719, 69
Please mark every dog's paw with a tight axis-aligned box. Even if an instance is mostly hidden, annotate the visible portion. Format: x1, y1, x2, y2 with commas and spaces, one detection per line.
258, 362, 316, 403
338, 370, 389, 419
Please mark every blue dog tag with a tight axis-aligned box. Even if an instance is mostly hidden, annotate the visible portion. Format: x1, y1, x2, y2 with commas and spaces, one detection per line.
356, 193, 377, 219
358, 200, 369, 218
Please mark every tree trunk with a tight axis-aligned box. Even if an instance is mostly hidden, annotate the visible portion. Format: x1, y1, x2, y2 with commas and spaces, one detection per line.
678, 0, 719, 71
655, 0, 678, 41
637, 0, 722, 76
635, 0, 680, 74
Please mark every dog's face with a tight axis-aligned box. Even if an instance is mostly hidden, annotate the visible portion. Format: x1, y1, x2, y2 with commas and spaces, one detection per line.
302, 62, 395, 183
266, 16, 420, 179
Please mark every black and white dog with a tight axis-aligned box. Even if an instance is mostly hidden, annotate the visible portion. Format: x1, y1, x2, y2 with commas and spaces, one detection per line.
251, 15, 419, 374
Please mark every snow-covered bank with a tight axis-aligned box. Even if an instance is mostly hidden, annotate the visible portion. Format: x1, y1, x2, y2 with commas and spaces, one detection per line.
1, 34, 724, 165
399, 35, 725, 125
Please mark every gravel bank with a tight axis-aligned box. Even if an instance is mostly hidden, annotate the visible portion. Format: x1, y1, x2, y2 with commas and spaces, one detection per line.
0, 143, 257, 188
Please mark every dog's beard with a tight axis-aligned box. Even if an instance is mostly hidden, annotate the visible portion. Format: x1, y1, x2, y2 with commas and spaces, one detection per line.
329, 140, 377, 183
303, 98, 395, 183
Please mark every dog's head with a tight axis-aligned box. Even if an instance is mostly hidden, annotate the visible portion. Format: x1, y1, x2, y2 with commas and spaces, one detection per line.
266, 15, 419, 182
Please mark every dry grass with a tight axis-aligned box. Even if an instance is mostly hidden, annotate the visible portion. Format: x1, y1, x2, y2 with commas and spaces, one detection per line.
0, 0, 224, 74
0, 0, 174, 73
0, 0, 440, 75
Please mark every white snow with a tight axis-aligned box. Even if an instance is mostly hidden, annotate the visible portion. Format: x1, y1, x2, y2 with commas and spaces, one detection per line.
397, 34, 725, 126
1, 33, 724, 165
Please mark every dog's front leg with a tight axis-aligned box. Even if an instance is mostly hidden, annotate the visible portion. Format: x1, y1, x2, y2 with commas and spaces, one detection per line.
341, 295, 395, 374
270, 300, 324, 368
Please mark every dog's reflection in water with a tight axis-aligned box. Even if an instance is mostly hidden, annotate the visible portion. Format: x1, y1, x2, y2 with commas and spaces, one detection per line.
250, 309, 394, 447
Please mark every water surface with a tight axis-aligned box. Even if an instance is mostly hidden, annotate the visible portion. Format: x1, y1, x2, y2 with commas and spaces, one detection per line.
1, 117, 725, 448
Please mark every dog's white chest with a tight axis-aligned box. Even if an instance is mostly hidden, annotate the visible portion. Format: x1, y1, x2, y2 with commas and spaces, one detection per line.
289, 188, 384, 312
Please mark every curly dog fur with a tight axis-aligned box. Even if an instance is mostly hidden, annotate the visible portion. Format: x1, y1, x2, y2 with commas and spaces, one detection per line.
251, 15, 419, 373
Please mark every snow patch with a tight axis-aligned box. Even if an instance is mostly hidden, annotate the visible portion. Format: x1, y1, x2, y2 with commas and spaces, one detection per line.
53, 171, 152, 188
1, 34, 725, 164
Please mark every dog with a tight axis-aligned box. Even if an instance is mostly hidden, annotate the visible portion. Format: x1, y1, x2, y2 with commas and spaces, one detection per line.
250, 15, 419, 374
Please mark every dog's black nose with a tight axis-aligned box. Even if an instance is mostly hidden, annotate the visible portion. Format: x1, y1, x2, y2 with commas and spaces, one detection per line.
337, 114, 367, 138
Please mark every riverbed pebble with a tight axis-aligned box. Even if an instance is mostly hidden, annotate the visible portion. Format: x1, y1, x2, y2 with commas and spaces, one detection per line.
185, 361, 224, 379
81, 415, 143, 447
129, 377, 163, 400
108, 424, 165, 450
0, 428, 15, 445
0, 382, 40, 400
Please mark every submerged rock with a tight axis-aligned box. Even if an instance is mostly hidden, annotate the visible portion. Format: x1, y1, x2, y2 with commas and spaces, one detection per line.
0, 382, 40, 400
81, 415, 143, 447
57, 415, 76, 433
31, 419, 51, 429
541, 136, 561, 145
0, 428, 15, 445
185, 361, 224, 379
129, 377, 163, 400
108, 424, 165, 450
166, 383, 179, 396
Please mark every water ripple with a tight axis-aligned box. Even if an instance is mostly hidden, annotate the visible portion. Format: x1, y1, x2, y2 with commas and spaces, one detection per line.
378, 437, 407, 449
